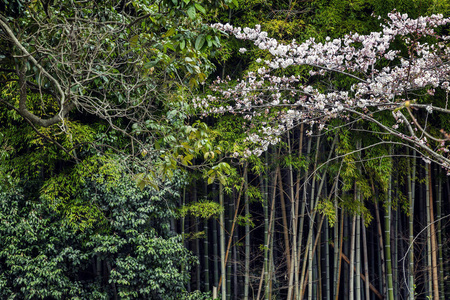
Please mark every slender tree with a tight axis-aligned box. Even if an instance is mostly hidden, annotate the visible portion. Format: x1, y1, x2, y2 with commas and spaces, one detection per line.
244, 164, 250, 300
362, 215, 370, 300
219, 182, 226, 300
427, 165, 440, 300
385, 167, 394, 300
407, 149, 416, 300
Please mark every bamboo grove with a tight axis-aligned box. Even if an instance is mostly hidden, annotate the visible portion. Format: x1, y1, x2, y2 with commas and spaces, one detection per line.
179, 1, 450, 299
180, 127, 450, 299
1, 0, 450, 299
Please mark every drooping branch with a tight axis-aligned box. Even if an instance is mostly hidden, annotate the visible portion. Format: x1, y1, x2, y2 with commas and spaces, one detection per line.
0, 15, 73, 127
16, 62, 74, 127
197, 11, 450, 169
0, 15, 66, 106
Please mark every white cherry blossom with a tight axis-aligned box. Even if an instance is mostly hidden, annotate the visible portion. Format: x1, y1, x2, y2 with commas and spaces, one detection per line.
203, 12, 450, 167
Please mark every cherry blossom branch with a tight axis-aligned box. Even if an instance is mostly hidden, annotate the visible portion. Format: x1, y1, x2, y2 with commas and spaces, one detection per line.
197, 11, 450, 169
405, 106, 449, 142
347, 108, 450, 166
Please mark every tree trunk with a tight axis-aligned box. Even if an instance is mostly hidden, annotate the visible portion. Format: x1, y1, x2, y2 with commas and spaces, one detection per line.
426, 164, 432, 297
356, 214, 361, 300
324, 216, 330, 300
295, 132, 312, 299
361, 216, 370, 300
213, 184, 219, 291
349, 214, 356, 300
226, 190, 232, 299
244, 165, 250, 300
385, 172, 394, 300
436, 166, 444, 300
427, 164, 440, 300
373, 182, 386, 297
407, 150, 416, 300
335, 210, 344, 300
262, 161, 269, 300
278, 166, 291, 279
287, 133, 297, 300
308, 134, 321, 300
219, 182, 226, 300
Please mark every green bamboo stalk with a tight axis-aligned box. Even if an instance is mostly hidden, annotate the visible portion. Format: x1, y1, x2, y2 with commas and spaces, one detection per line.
445, 180, 450, 300
287, 133, 297, 300
299, 218, 313, 300
335, 210, 344, 300
393, 197, 398, 299
268, 189, 275, 300
226, 191, 232, 299
262, 158, 269, 300
356, 214, 361, 300
213, 185, 219, 290
325, 216, 330, 300
308, 135, 321, 300
436, 166, 444, 300
204, 183, 210, 293
407, 150, 416, 300
233, 218, 238, 300
316, 238, 321, 299
385, 171, 394, 300
268, 164, 279, 299
361, 216, 370, 300
292, 123, 304, 300
349, 214, 356, 300
426, 164, 432, 298
204, 217, 210, 292
333, 178, 341, 300
181, 187, 187, 288
343, 212, 349, 299
193, 184, 201, 290
427, 165, 440, 300
219, 182, 226, 300
295, 132, 312, 299
244, 165, 250, 300
277, 166, 291, 278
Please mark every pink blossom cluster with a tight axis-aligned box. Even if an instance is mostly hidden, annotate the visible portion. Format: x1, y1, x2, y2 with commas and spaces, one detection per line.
194, 11, 450, 164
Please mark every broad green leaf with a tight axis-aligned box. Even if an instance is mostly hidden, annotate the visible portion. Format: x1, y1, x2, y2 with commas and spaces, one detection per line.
164, 42, 176, 52
194, 3, 206, 14
186, 5, 196, 20
218, 174, 227, 185
195, 34, 205, 50
129, 35, 139, 47
164, 28, 176, 37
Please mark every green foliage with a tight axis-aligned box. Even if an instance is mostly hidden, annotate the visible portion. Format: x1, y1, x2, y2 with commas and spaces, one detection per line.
317, 198, 337, 227
364, 146, 392, 193
0, 187, 101, 299
205, 161, 232, 185
246, 184, 263, 203
0, 172, 195, 299
236, 213, 255, 228
339, 194, 374, 225
40, 155, 122, 231
179, 200, 224, 218
283, 153, 308, 172
181, 290, 216, 300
